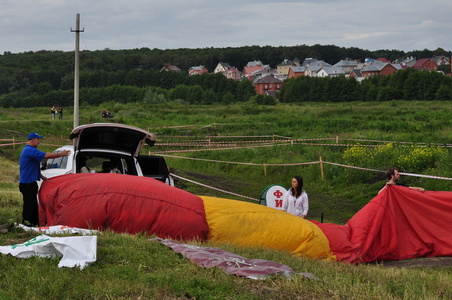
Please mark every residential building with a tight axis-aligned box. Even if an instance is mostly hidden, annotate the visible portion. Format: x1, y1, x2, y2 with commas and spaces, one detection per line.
301, 58, 319, 66
287, 66, 306, 78
396, 56, 417, 68
276, 59, 295, 76
213, 62, 231, 74
223, 67, 242, 81
188, 65, 209, 75
305, 61, 332, 77
250, 68, 278, 82
431, 55, 450, 66
254, 75, 283, 95
334, 60, 358, 75
317, 66, 345, 77
361, 62, 399, 78
412, 58, 438, 71
243, 60, 265, 78
376, 58, 391, 63
349, 69, 363, 82
160, 65, 181, 73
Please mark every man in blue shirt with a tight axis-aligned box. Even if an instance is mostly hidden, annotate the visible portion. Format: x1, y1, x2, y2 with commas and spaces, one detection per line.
19, 132, 71, 226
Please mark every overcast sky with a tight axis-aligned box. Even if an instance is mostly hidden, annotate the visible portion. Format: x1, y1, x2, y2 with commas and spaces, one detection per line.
1, 0, 451, 54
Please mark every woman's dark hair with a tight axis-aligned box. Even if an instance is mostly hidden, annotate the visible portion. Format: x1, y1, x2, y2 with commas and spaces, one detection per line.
291, 176, 303, 197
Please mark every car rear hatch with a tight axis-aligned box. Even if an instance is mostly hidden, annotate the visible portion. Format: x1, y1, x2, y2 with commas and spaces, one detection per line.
70, 123, 156, 157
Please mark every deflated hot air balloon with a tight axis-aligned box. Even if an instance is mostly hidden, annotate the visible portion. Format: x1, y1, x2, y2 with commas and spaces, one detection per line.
38, 173, 452, 263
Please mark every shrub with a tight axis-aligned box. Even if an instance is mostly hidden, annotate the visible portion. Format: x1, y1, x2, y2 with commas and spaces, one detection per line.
343, 143, 448, 173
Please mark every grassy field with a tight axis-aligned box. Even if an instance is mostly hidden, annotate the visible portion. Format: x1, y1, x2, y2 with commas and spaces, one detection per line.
0, 101, 451, 299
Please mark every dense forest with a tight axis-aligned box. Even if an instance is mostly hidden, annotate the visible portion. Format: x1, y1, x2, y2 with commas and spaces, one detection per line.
0, 44, 451, 107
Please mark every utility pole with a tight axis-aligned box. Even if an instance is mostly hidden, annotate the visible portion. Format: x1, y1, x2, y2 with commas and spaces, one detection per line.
71, 13, 84, 129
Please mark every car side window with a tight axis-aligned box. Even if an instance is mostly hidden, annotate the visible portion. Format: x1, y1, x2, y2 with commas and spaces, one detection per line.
44, 153, 68, 169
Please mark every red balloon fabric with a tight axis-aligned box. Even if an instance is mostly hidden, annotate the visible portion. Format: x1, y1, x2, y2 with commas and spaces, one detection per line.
312, 185, 452, 263
39, 175, 452, 263
39, 173, 87, 226
38, 173, 208, 241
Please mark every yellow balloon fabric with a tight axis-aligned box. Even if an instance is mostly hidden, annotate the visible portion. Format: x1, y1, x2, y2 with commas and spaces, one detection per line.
200, 196, 336, 261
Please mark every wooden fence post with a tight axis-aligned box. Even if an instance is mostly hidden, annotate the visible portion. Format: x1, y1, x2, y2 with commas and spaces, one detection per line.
319, 154, 324, 181
263, 162, 267, 176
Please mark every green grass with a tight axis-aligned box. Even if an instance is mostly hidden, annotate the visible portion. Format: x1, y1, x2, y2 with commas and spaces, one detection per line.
0, 228, 451, 299
0, 101, 452, 299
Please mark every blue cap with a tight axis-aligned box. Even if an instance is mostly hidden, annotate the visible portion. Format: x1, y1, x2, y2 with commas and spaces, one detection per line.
27, 132, 44, 140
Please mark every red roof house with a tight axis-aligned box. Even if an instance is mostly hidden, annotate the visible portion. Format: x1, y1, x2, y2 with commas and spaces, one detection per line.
254, 75, 283, 95
412, 58, 438, 71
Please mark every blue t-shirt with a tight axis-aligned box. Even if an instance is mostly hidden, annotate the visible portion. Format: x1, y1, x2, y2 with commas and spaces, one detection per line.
19, 145, 46, 183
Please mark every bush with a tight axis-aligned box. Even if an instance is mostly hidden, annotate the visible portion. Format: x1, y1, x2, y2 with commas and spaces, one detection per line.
343, 143, 448, 173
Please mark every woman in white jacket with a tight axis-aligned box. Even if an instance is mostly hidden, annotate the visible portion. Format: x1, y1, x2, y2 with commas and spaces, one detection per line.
282, 176, 309, 218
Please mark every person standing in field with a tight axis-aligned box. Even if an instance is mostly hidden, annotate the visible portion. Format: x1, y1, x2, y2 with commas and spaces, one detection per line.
51, 106, 56, 120
378, 167, 425, 194
282, 176, 309, 218
19, 132, 71, 226
58, 107, 63, 120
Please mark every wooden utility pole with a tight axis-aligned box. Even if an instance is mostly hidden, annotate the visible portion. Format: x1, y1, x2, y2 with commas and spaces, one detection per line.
71, 13, 84, 129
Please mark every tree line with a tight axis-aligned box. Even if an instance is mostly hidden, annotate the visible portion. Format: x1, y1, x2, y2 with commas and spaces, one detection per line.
0, 45, 451, 107
279, 68, 452, 102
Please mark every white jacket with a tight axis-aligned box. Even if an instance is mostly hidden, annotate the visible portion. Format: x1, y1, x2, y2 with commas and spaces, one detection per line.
282, 189, 309, 217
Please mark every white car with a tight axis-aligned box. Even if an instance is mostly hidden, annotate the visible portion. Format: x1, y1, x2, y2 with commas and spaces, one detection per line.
41, 123, 174, 186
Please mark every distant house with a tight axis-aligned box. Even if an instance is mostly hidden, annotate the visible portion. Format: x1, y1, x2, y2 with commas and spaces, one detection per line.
213, 62, 241, 80
223, 67, 242, 81
376, 58, 391, 63
301, 58, 319, 66
396, 56, 417, 68
349, 69, 363, 82
317, 66, 345, 77
287, 66, 306, 78
254, 75, 283, 95
276, 59, 295, 76
431, 55, 450, 66
188, 65, 209, 75
305, 61, 332, 77
213, 62, 231, 74
243, 60, 265, 78
250, 68, 278, 82
334, 60, 358, 74
160, 65, 181, 72
361, 62, 399, 78
412, 58, 438, 71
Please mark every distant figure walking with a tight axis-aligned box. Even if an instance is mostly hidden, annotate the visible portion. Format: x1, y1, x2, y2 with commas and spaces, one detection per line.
51, 106, 56, 120
58, 107, 63, 120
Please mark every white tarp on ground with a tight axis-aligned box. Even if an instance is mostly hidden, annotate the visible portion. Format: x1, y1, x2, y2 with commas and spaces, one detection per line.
0, 234, 97, 270
17, 224, 99, 235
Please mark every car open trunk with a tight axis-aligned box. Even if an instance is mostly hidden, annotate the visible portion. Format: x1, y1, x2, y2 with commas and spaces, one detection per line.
70, 123, 156, 156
